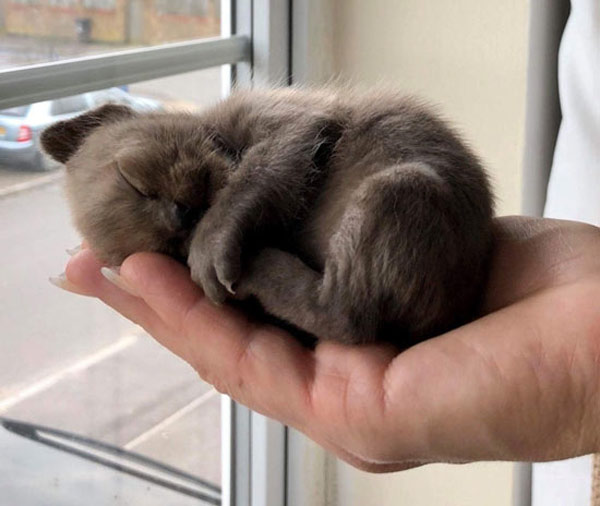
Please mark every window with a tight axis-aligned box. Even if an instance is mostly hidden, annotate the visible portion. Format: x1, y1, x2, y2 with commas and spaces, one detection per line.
0, 71, 226, 501
47, 0, 77, 7
0, 106, 30, 117
0, 2, 294, 505
82, 0, 116, 10
155, 0, 211, 17
1, 0, 222, 69
50, 95, 89, 116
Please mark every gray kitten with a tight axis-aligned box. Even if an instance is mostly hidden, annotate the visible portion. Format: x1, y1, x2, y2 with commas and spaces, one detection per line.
42, 88, 494, 347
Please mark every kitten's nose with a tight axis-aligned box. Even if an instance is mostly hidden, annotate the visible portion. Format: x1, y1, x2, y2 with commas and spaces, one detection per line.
171, 202, 195, 230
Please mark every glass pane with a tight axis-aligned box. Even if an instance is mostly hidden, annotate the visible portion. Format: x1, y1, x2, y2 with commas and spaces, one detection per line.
0, 66, 224, 504
0, 105, 30, 117
0, 0, 222, 71
50, 95, 89, 115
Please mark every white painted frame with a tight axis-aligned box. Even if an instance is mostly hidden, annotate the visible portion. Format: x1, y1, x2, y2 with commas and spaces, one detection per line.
1, 0, 291, 503
221, 1, 291, 506
520, 0, 570, 218
283, 2, 335, 506
516, 1, 570, 505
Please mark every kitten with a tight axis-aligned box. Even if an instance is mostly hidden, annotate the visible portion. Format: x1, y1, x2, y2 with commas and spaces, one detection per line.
41, 87, 494, 347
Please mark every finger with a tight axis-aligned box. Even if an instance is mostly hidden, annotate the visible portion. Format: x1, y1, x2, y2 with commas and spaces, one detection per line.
121, 253, 247, 362
64, 249, 171, 342
384, 279, 600, 462
125, 252, 313, 422
116, 253, 396, 431
310, 341, 398, 427
300, 423, 429, 473
485, 217, 600, 312
63, 249, 427, 466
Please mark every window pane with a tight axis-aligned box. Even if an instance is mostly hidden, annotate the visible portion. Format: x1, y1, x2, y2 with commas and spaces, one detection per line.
0, 66, 223, 504
0, 105, 30, 117
50, 95, 89, 115
0, 0, 222, 71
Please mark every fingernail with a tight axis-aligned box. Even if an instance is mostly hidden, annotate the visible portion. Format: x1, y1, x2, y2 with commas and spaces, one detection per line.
100, 266, 139, 297
49, 272, 78, 293
66, 244, 82, 256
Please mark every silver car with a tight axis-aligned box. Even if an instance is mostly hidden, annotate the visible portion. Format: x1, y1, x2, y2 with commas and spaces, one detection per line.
0, 89, 161, 171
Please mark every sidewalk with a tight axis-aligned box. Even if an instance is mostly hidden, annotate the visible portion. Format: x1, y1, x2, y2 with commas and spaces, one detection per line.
0, 167, 63, 198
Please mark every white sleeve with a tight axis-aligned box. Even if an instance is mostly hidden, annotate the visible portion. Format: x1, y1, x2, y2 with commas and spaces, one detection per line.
533, 2, 600, 505
543, 0, 600, 227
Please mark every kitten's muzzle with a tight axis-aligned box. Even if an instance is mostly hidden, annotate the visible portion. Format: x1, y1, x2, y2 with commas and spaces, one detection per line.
163, 202, 201, 233
174, 202, 196, 229
161, 203, 199, 261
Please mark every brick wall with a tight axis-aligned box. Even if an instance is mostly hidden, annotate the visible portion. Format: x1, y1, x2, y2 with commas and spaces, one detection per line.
2, 0, 219, 44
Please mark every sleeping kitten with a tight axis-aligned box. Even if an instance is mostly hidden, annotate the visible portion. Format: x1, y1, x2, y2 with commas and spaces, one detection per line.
42, 88, 494, 346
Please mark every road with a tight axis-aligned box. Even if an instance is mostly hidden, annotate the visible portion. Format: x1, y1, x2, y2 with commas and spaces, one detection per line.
0, 174, 221, 485
0, 39, 224, 489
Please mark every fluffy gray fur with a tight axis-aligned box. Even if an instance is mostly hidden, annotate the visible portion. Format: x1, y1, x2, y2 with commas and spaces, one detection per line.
42, 87, 494, 346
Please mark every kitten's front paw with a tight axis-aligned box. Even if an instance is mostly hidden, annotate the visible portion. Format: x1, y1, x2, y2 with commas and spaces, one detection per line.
188, 220, 242, 305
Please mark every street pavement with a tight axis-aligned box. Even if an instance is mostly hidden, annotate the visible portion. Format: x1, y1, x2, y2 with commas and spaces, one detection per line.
0, 167, 63, 197
0, 178, 221, 484
0, 35, 225, 489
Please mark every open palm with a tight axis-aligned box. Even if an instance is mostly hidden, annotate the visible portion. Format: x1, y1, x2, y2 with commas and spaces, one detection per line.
63, 216, 600, 471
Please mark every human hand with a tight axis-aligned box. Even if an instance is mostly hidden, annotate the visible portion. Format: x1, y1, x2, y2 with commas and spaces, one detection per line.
59, 216, 600, 472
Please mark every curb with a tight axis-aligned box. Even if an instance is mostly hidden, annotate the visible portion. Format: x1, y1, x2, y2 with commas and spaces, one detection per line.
0, 169, 64, 199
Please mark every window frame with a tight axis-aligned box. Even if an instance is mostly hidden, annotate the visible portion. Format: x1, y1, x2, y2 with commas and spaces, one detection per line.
0, 1, 291, 505
222, 1, 291, 506
0, 35, 250, 110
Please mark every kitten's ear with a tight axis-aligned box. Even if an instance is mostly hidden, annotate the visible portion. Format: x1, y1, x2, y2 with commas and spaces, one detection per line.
41, 103, 136, 164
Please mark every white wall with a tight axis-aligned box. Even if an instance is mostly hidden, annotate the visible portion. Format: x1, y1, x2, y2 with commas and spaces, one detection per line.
320, 1, 531, 504
292, 1, 540, 504
332, 0, 529, 216
335, 461, 513, 506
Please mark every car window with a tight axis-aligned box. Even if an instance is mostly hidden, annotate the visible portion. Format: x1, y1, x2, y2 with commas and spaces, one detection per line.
89, 89, 130, 107
0, 106, 30, 117
50, 96, 89, 116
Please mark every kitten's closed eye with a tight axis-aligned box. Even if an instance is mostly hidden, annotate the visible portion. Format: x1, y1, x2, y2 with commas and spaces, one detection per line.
116, 162, 157, 200
211, 132, 242, 163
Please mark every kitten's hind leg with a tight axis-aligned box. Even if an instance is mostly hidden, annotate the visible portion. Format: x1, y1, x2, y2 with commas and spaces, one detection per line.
235, 249, 356, 342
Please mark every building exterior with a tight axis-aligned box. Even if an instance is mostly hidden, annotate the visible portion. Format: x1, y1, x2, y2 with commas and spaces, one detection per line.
1, 0, 220, 44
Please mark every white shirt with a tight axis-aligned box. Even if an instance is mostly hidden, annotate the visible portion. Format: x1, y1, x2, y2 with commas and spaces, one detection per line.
534, 0, 600, 504
544, 0, 600, 226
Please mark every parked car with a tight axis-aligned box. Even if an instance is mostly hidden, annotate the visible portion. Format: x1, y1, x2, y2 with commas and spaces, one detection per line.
0, 89, 162, 172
